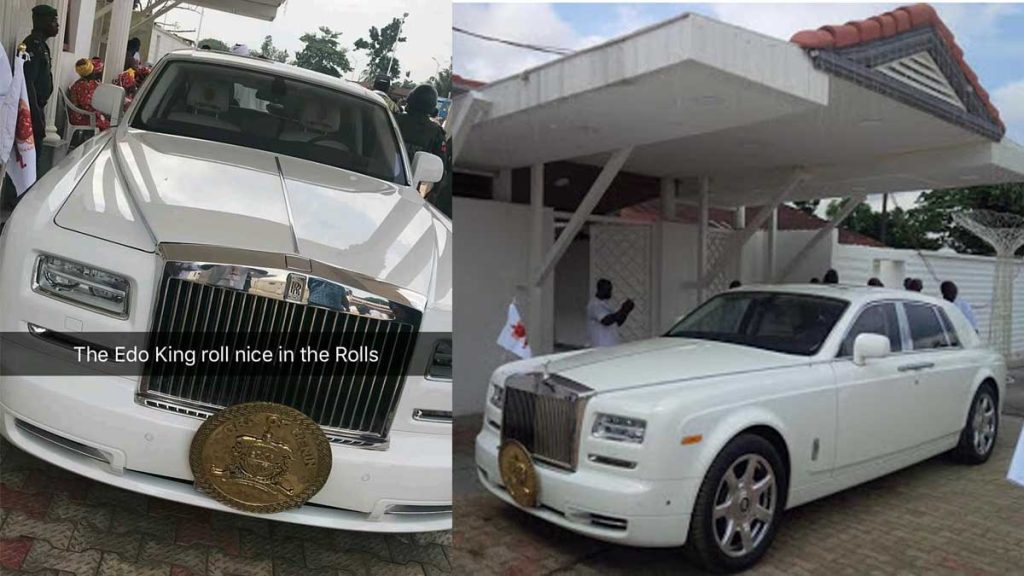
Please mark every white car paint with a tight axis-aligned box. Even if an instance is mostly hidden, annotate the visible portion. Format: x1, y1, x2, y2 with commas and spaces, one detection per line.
0, 51, 451, 531
475, 285, 1005, 547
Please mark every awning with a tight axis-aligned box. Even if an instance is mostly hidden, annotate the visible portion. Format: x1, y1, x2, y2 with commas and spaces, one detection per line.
455, 11, 1024, 207
186, 0, 285, 22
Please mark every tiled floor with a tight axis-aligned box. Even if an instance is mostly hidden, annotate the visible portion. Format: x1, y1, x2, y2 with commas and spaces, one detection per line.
0, 439, 452, 576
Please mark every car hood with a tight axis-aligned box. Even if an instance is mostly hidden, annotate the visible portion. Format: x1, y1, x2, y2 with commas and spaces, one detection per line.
524, 338, 804, 393
55, 130, 449, 300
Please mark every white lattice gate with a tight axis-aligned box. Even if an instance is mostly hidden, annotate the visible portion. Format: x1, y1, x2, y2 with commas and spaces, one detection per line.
589, 224, 654, 342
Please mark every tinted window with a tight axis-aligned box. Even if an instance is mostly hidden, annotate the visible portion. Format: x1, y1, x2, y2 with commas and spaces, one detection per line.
904, 303, 949, 349
839, 303, 902, 357
131, 61, 406, 185
667, 292, 848, 356
936, 308, 960, 346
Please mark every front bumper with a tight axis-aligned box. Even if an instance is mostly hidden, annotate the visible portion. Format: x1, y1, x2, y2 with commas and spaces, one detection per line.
474, 425, 696, 547
0, 373, 452, 532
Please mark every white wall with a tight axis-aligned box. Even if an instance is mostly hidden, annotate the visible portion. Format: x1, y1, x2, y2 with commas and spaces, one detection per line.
146, 27, 190, 65
453, 197, 554, 415
833, 243, 1024, 362
776, 229, 837, 283
554, 237, 589, 348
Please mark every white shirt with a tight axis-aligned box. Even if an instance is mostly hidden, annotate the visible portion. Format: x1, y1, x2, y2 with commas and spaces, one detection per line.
587, 297, 620, 348
955, 298, 978, 331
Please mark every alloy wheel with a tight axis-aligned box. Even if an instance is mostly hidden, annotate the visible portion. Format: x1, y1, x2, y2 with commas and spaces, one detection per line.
972, 393, 996, 456
712, 453, 776, 558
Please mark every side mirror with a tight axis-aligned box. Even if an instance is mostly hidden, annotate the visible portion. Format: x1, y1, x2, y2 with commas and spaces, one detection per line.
853, 333, 890, 366
92, 84, 126, 126
410, 151, 444, 187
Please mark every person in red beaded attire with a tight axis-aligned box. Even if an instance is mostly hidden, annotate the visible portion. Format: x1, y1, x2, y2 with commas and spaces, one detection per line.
67, 57, 110, 132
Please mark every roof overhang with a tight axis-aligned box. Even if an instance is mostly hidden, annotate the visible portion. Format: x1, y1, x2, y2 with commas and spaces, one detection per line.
455, 12, 1024, 207
188, 0, 284, 22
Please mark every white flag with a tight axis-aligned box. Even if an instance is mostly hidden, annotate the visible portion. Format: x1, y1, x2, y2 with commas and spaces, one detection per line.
1009, 425, 1024, 488
497, 301, 531, 359
6, 53, 36, 196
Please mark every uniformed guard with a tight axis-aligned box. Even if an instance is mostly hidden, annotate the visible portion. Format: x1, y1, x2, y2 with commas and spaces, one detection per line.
395, 84, 450, 216
21, 4, 59, 157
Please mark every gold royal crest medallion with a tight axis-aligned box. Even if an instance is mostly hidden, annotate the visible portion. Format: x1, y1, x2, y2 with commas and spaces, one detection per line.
498, 440, 539, 508
189, 402, 331, 513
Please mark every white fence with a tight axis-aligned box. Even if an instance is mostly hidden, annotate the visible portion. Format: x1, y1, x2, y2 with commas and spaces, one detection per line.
833, 243, 1024, 362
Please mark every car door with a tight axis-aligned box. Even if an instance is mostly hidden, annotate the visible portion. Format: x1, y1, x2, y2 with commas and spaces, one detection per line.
901, 302, 971, 443
832, 302, 917, 469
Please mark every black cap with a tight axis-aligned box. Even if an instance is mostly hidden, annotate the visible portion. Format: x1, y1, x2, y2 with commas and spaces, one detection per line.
31, 4, 58, 19
406, 84, 438, 115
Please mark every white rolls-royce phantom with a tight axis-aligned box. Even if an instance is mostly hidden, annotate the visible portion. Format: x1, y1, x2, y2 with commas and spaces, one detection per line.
476, 285, 1005, 571
0, 51, 452, 531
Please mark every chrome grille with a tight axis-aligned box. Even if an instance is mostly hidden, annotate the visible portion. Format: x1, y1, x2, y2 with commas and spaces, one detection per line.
501, 374, 590, 470
140, 252, 422, 448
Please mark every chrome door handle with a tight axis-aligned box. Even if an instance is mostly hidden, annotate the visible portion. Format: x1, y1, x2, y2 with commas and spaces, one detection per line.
898, 362, 935, 372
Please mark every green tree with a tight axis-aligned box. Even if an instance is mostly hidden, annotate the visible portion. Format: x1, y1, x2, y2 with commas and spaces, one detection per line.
254, 35, 288, 63
826, 183, 1024, 255
912, 183, 1024, 256
293, 27, 351, 78
430, 65, 452, 98
197, 38, 229, 52
354, 13, 408, 83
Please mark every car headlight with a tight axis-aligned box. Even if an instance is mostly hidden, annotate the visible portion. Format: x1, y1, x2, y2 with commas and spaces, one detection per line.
33, 255, 130, 318
489, 384, 504, 409
592, 413, 646, 444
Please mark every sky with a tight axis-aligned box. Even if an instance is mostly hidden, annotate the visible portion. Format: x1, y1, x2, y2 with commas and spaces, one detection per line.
453, 3, 1024, 146
157, 0, 452, 83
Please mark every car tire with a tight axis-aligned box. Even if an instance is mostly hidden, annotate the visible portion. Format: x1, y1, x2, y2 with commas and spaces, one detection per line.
953, 383, 998, 465
686, 433, 787, 573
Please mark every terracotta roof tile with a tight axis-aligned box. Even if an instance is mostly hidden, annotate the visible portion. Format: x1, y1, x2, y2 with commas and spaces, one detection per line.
790, 3, 1004, 133
452, 74, 487, 90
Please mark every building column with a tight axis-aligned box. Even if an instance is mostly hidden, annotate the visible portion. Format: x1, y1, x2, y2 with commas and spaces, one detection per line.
766, 207, 777, 283
42, 0, 69, 145
733, 205, 745, 229
660, 177, 676, 220
102, 0, 132, 84
494, 168, 512, 202
528, 163, 545, 354
696, 176, 709, 303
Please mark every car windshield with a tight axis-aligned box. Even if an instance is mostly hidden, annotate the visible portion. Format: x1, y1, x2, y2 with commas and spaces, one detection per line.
666, 291, 848, 356
131, 60, 406, 185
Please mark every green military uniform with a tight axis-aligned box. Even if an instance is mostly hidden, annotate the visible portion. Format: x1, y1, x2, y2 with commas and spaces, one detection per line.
22, 5, 57, 154
395, 113, 450, 217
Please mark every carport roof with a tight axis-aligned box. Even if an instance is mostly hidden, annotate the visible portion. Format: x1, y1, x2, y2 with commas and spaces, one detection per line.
455, 5, 1024, 207
187, 0, 284, 21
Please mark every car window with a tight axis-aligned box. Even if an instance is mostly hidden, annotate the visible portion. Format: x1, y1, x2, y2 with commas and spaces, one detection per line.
936, 308, 960, 347
904, 303, 949, 350
839, 303, 902, 357
131, 61, 406, 185
667, 292, 848, 356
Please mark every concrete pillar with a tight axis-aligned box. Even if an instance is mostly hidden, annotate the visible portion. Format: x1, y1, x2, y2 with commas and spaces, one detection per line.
766, 207, 777, 283
42, 0, 69, 145
102, 0, 132, 84
528, 163, 545, 354
697, 176, 709, 303
660, 177, 675, 220
494, 168, 512, 202
733, 205, 745, 229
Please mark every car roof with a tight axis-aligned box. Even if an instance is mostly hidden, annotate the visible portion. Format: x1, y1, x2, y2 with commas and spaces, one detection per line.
160, 49, 386, 106
726, 283, 949, 308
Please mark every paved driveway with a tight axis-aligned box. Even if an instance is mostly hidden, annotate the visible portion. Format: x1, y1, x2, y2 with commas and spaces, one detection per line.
452, 368, 1024, 575
0, 440, 452, 576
